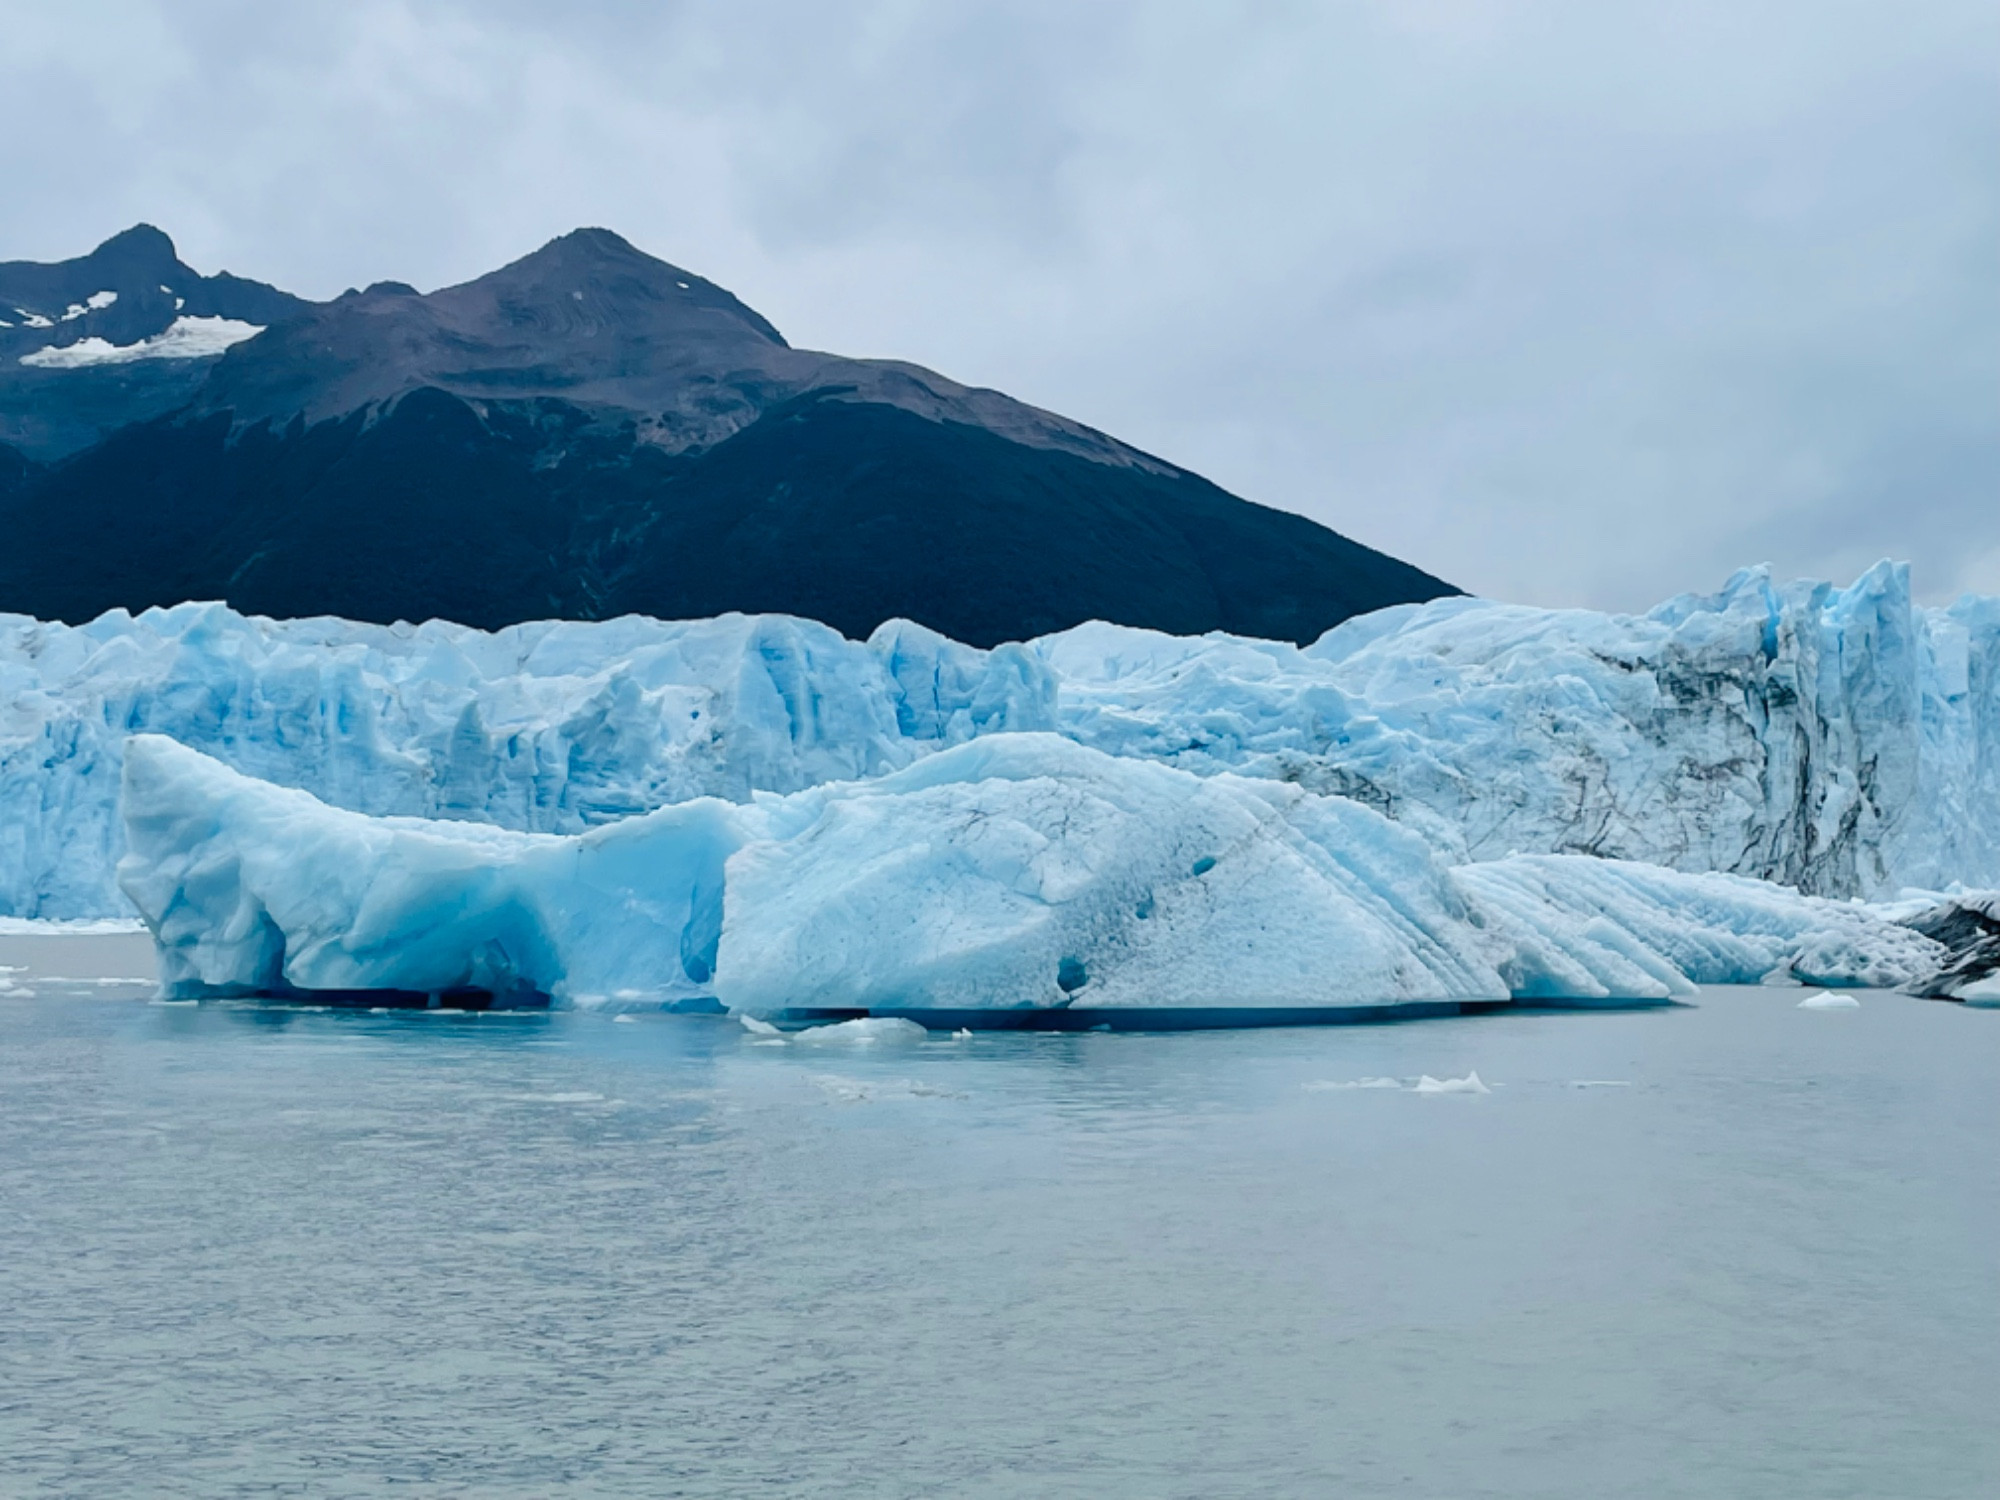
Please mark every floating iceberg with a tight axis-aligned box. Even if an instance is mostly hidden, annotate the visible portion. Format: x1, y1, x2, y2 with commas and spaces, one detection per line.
118, 734, 1952, 1018
1414, 1072, 1491, 1095
783, 1018, 930, 1046
1891, 889, 2000, 1000
117, 733, 1509, 1015
1453, 856, 1943, 995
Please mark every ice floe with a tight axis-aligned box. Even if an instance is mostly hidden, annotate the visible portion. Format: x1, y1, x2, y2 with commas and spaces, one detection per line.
1415, 1072, 1492, 1094
1303, 1077, 1405, 1091
785, 1019, 930, 1046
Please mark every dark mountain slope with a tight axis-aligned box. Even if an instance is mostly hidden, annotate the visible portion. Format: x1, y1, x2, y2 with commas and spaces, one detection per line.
0, 227, 1458, 644
2, 389, 1448, 646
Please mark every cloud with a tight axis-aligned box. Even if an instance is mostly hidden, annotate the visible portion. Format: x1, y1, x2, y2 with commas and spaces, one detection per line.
1, 0, 1993, 608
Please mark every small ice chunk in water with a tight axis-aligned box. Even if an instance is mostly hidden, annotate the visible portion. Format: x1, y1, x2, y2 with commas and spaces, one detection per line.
1415, 1071, 1490, 1094
613, 1014, 638, 1024
738, 1015, 782, 1035
1958, 974, 2000, 1008
789, 1017, 928, 1045
1304, 1077, 1404, 1091
953, 1028, 973, 1039
811, 1073, 958, 1102
1796, 991, 1862, 1010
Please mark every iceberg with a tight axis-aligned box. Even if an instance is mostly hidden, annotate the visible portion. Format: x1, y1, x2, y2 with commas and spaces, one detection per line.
1414, 1072, 1491, 1094
1888, 890, 2000, 1000
117, 734, 1951, 1018
116, 733, 1510, 1015
1452, 856, 1943, 996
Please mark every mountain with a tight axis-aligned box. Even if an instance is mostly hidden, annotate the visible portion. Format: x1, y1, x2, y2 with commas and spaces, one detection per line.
0, 224, 312, 461
0, 226, 1457, 646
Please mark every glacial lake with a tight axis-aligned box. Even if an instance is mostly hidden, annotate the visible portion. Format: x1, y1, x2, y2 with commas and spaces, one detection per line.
3, 976, 1996, 1498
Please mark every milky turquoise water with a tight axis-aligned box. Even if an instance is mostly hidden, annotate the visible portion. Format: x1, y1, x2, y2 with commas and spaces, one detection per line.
3, 981, 1995, 1498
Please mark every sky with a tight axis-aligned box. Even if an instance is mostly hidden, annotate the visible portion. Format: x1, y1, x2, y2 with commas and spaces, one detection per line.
2, 0, 1995, 610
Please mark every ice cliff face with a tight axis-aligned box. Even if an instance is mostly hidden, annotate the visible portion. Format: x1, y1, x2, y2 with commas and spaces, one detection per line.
1, 606, 1050, 917
1052, 561, 1998, 898
6, 562, 1998, 919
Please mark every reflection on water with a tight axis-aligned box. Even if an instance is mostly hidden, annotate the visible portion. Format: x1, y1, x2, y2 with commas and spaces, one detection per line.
2, 985, 1996, 1498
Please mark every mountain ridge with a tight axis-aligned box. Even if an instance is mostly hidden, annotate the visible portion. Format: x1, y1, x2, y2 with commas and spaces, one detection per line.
0, 224, 312, 460
0, 224, 1458, 647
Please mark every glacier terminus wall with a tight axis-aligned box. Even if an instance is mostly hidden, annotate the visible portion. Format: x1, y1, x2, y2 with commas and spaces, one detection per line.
5, 561, 1998, 919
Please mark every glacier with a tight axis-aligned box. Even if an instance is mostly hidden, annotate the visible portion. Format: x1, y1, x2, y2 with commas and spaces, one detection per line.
11, 559, 2000, 1013
118, 734, 1952, 1018
6, 562, 2000, 924
1049, 561, 2000, 896
3, 606, 1051, 919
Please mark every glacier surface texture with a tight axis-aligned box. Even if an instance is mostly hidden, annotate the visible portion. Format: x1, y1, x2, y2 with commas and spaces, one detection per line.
8, 560, 2000, 922
118, 734, 1949, 1016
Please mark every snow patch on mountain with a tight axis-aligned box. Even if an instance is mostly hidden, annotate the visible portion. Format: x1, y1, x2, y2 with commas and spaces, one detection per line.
55, 291, 119, 321
18, 315, 263, 367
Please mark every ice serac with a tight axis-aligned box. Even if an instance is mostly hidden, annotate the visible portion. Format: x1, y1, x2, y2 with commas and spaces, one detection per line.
1050, 562, 1989, 898
2, 605, 1054, 918
118, 735, 1947, 1015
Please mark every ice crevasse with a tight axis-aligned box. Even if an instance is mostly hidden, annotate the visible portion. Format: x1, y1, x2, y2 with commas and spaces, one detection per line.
118, 733, 1948, 1017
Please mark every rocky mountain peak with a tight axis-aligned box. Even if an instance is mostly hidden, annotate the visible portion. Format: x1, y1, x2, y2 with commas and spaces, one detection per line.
450, 227, 789, 348
81, 223, 181, 275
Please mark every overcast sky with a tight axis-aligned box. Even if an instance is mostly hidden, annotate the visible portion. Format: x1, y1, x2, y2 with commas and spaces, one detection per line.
3, 1, 1994, 609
